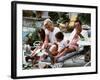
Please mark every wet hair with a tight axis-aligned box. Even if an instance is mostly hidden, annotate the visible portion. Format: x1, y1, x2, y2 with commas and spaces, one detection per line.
55, 32, 64, 41
37, 28, 45, 42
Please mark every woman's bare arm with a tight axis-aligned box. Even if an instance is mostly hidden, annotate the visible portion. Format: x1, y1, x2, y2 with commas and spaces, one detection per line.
42, 35, 49, 49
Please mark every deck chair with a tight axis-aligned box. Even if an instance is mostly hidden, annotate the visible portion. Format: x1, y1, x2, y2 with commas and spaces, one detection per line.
41, 46, 84, 68
57, 46, 84, 62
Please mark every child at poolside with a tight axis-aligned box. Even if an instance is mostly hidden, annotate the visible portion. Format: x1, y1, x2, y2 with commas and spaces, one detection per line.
25, 28, 48, 65
49, 32, 69, 64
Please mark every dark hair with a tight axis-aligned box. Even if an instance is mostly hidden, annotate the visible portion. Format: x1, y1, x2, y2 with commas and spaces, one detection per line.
63, 18, 70, 24
75, 18, 82, 25
55, 32, 64, 41
38, 28, 45, 42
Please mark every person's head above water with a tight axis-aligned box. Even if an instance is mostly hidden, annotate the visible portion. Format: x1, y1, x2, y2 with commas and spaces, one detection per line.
43, 19, 54, 32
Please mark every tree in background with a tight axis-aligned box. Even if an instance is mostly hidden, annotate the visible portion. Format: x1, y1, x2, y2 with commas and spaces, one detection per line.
78, 13, 91, 26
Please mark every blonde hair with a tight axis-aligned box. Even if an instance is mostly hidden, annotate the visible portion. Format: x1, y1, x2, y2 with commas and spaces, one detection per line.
43, 19, 53, 26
